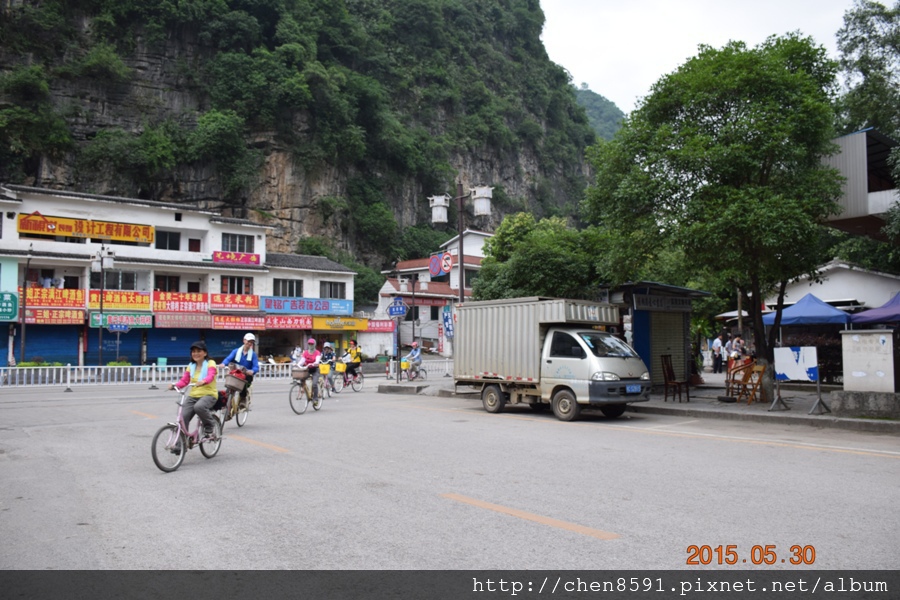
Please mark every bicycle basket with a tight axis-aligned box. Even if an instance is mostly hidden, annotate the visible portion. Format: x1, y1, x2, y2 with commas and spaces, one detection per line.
335, 362, 346, 373
319, 363, 330, 375
400, 360, 409, 370
224, 372, 246, 392
291, 367, 309, 380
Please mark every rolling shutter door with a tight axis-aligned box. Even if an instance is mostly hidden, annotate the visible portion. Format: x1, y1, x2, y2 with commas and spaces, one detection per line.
85, 328, 143, 365
146, 328, 196, 366
649, 312, 689, 385
18, 325, 79, 365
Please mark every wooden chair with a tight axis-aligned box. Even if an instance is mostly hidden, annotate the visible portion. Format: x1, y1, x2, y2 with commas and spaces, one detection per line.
661, 354, 689, 403
725, 360, 754, 398
735, 364, 766, 404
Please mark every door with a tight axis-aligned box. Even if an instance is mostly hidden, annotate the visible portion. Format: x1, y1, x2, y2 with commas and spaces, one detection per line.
541, 330, 590, 401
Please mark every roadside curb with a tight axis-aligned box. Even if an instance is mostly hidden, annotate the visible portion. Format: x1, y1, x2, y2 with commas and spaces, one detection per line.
626, 404, 900, 433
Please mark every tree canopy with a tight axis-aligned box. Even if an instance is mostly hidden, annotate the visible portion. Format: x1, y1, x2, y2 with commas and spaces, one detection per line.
582, 34, 844, 368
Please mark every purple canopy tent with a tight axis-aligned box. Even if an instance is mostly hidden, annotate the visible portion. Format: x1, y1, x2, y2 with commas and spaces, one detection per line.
850, 293, 900, 325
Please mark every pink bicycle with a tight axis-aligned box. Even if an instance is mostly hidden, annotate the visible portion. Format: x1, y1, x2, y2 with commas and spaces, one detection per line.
151, 384, 223, 473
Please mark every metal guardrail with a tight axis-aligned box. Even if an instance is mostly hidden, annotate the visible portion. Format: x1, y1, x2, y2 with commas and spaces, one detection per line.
0, 362, 296, 390
0, 359, 456, 388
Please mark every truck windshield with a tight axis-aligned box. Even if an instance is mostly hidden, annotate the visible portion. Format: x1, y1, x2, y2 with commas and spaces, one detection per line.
578, 332, 640, 358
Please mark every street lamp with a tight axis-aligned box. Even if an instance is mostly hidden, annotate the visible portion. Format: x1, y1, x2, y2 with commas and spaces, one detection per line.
19, 243, 33, 364
428, 182, 493, 304
92, 245, 115, 366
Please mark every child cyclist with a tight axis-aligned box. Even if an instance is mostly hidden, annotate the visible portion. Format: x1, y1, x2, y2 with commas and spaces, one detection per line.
168, 340, 219, 444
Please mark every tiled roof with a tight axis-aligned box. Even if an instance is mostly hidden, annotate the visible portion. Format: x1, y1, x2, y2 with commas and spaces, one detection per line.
265, 253, 356, 274
381, 277, 470, 298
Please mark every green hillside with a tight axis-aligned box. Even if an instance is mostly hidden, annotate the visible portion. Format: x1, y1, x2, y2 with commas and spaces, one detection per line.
574, 83, 624, 140
0, 0, 596, 268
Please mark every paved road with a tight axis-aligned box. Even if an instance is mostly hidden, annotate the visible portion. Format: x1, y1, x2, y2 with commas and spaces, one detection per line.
1, 380, 898, 570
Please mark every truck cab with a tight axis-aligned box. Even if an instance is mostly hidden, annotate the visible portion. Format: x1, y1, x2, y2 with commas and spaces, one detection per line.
540, 327, 651, 420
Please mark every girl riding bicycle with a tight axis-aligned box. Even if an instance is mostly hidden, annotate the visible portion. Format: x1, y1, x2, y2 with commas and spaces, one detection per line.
169, 340, 219, 441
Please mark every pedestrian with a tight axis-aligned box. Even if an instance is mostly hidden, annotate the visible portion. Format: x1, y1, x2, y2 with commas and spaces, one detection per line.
712, 334, 724, 374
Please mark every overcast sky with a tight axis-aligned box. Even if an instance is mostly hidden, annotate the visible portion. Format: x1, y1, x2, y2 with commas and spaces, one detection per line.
540, 0, 855, 114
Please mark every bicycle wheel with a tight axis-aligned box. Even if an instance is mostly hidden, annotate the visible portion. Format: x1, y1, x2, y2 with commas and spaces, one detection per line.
200, 415, 222, 458
333, 374, 344, 393
351, 372, 364, 392
235, 389, 249, 427
152, 424, 186, 473
289, 381, 309, 414
418, 368, 428, 381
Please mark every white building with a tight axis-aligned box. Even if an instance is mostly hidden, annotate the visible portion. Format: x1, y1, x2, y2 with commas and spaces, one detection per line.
363, 229, 492, 358
0, 184, 360, 365
764, 259, 900, 311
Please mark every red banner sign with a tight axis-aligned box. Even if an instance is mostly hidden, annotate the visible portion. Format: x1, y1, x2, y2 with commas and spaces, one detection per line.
212, 251, 260, 265
23, 308, 84, 325
365, 320, 395, 332
407, 297, 447, 306
20, 287, 85, 308
210, 294, 259, 310
154, 313, 212, 329
212, 315, 266, 330
152, 291, 209, 313
88, 290, 151, 310
265, 315, 313, 330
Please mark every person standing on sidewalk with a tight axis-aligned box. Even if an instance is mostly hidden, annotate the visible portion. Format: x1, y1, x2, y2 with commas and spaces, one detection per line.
711, 334, 723, 374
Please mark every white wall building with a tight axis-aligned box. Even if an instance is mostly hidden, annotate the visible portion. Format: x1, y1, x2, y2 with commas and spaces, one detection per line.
0, 184, 358, 365
763, 259, 900, 311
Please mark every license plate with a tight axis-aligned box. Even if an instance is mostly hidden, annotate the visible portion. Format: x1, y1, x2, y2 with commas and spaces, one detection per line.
626, 384, 641, 394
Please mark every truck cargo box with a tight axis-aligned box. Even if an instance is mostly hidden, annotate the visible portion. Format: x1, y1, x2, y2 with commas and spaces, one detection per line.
454, 297, 619, 383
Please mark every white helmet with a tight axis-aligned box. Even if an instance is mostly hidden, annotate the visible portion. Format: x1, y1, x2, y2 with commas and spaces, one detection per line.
243, 333, 256, 343
323, 342, 332, 349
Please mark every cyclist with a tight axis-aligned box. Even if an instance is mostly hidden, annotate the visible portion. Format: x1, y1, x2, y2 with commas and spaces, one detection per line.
223, 332, 260, 409
321, 342, 336, 392
296, 338, 322, 402
169, 340, 219, 445
403, 341, 423, 379
343, 339, 362, 382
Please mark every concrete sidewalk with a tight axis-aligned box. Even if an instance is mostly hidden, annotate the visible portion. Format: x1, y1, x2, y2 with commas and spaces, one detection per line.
377, 369, 900, 434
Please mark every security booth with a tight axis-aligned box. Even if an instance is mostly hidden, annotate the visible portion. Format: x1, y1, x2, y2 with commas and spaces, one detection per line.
610, 282, 710, 387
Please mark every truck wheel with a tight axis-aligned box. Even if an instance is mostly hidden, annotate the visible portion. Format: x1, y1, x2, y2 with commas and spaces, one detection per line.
551, 389, 580, 421
600, 404, 626, 419
482, 385, 506, 414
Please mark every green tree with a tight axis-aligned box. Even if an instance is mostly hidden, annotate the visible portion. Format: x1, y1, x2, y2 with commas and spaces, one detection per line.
473, 213, 599, 300
582, 35, 844, 395
836, 0, 900, 138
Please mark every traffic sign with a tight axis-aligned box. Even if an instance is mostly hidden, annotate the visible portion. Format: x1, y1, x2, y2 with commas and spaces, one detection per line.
388, 297, 408, 317
441, 252, 453, 274
0, 292, 19, 321
428, 254, 442, 277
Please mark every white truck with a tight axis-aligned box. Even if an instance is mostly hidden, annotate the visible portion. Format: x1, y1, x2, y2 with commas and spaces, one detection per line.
454, 297, 651, 421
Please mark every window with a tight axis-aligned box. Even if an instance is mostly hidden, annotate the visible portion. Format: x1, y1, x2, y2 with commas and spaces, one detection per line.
90, 270, 137, 291
155, 275, 180, 291
549, 332, 585, 359
430, 306, 440, 320
188, 238, 201, 252
221, 276, 253, 295
274, 279, 303, 297
156, 230, 181, 250
222, 233, 254, 253
187, 281, 200, 293
320, 281, 346, 299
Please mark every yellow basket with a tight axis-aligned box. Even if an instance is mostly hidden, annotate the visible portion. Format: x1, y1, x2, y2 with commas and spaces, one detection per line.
335, 362, 346, 373
400, 360, 409, 370
319, 363, 330, 375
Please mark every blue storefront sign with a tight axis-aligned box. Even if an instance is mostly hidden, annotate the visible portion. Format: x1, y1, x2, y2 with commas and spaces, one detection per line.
261, 296, 353, 316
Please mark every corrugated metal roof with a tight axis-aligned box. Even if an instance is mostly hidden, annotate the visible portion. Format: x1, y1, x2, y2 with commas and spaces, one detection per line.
265, 253, 355, 273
